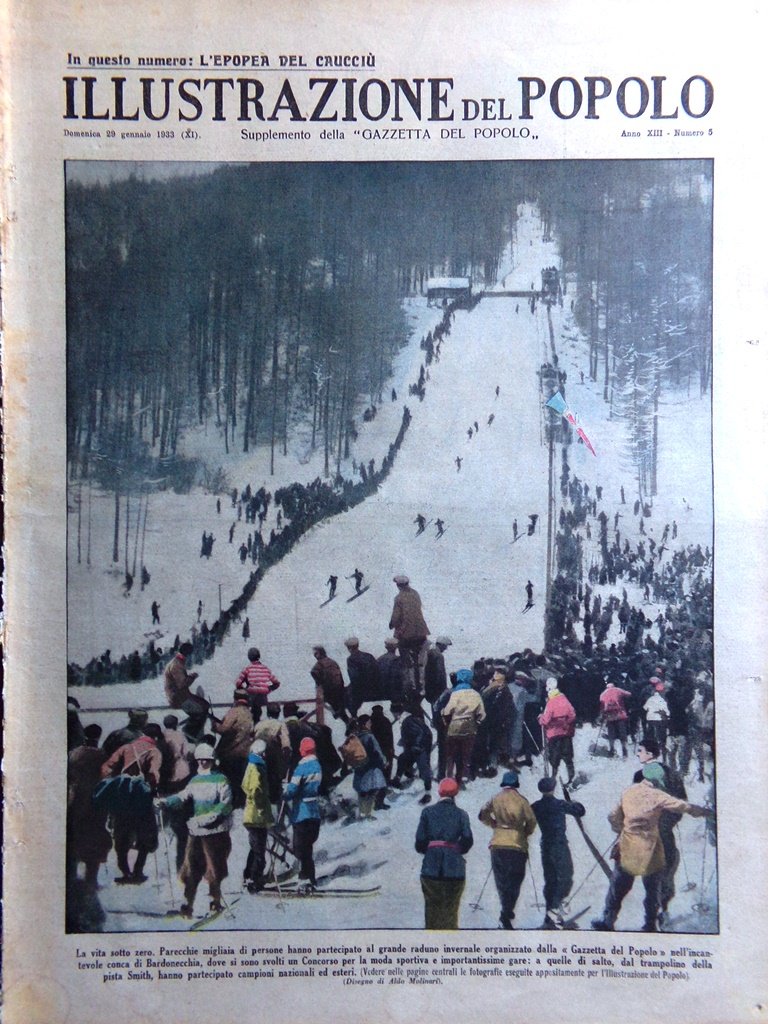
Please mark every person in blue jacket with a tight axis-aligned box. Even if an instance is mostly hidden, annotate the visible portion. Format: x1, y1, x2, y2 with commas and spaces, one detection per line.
415, 777, 473, 928
283, 737, 323, 894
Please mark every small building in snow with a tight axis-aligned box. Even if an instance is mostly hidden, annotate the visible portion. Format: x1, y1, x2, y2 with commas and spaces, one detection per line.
425, 276, 471, 305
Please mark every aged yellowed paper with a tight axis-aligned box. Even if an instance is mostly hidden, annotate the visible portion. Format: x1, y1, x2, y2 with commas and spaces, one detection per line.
3, 2, 767, 1021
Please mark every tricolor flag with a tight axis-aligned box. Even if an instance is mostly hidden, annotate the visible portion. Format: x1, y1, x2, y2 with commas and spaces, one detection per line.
546, 391, 597, 456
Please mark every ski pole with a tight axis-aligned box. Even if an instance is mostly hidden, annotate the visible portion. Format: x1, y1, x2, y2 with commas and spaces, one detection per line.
156, 805, 177, 906
527, 851, 542, 909
675, 825, 696, 891
470, 866, 494, 911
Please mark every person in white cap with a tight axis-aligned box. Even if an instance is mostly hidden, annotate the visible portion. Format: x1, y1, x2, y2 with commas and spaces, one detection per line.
157, 743, 234, 917
389, 575, 430, 698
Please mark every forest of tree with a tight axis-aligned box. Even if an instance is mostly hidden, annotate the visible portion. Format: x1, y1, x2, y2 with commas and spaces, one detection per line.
535, 160, 712, 499
66, 159, 712, 517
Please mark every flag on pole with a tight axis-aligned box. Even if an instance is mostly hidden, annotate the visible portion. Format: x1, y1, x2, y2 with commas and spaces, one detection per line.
545, 391, 597, 456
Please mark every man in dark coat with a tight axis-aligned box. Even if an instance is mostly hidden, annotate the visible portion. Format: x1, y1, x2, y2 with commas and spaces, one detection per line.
415, 777, 473, 928
424, 636, 452, 704
392, 704, 433, 803
311, 645, 349, 722
377, 638, 406, 704
344, 637, 380, 715
389, 575, 430, 697
531, 776, 585, 928
67, 724, 111, 887
102, 708, 149, 758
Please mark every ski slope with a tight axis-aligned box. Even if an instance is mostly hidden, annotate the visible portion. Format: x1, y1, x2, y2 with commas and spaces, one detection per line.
68, 204, 716, 935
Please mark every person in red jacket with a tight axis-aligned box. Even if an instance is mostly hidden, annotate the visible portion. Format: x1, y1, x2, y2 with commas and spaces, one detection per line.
599, 678, 632, 758
538, 677, 576, 783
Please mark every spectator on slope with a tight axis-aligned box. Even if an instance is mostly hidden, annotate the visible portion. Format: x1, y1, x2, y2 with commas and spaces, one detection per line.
531, 776, 585, 929
370, 705, 395, 783
67, 724, 111, 889
442, 668, 486, 784
157, 743, 234, 917
632, 738, 689, 930
347, 715, 389, 818
283, 737, 323, 894
415, 777, 474, 929
151, 601, 160, 625
424, 636, 452, 704
252, 704, 291, 806
160, 714, 195, 871
538, 677, 576, 784
102, 708, 150, 758
211, 689, 254, 809
164, 642, 199, 711
311, 645, 349, 722
592, 762, 711, 933
100, 723, 163, 885
392, 703, 433, 804
241, 738, 274, 894
235, 646, 281, 711
377, 637, 406, 705
479, 667, 514, 773
389, 574, 430, 699
479, 770, 537, 930
344, 637, 381, 716
509, 672, 540, 767
643, 679, 670, 759
599, 678, 632, 758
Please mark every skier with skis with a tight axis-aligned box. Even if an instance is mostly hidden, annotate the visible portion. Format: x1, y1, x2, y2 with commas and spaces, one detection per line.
478, 770, 538, 930
414, 513, 427, 535
326, 574, 338, 600
348, 568, 365, 595
157, 742, 234, 917
531, 776, 585, 928
283, 737, 323, 894
435, 518, 446, 538
591, 762, 712, 932
415, 777, 474, 929
524, 580, 534, 610
241, 737, 274, 894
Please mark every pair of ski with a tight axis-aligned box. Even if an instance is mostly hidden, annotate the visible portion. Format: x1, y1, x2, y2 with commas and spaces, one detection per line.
320, 585, 370, 608
259, 880, 381, 899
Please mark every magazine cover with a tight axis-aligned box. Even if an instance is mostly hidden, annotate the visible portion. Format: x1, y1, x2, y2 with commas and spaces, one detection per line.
3, 2, 767, 1022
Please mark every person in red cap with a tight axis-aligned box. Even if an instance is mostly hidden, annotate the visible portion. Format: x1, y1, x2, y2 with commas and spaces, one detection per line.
414, 777, 473, 928
284, 737, 323, 893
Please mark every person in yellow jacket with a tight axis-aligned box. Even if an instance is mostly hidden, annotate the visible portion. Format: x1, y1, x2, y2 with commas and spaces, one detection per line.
478, 770, 537, 929
241, 738, 275, 893
592, 761, 713, 932
442, 669, 486, 783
